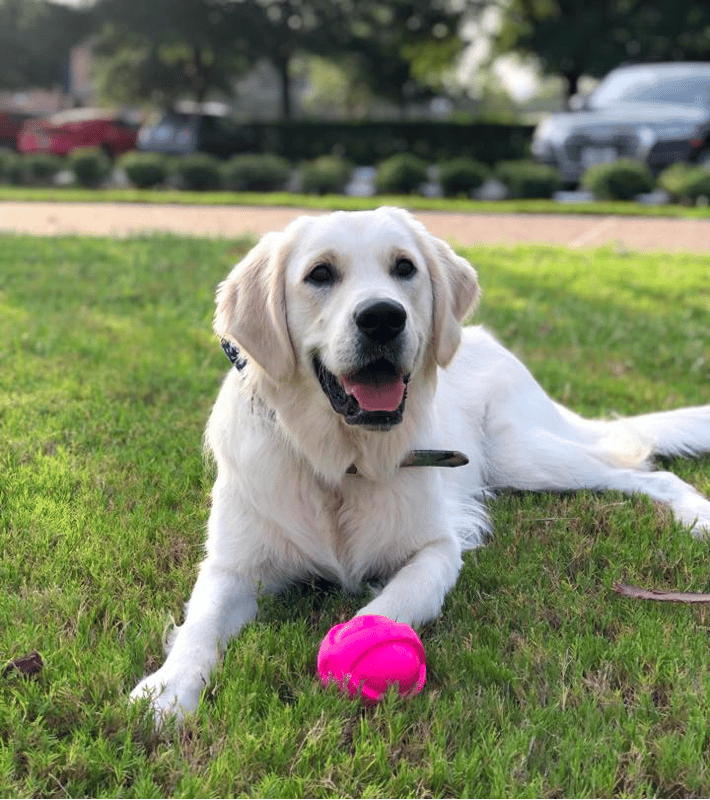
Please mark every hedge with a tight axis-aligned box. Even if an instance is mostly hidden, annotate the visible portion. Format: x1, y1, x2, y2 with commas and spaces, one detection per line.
220, 121, 534, 166
69, 147, 112, 188
582, 159, 654, 201
375, 154, 429, 194
299, 155, 352, 195
495, 160, 563, 199
657, 162, 710, 204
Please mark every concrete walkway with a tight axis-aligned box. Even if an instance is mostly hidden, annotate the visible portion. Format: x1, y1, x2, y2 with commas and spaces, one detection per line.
1, 201, 710, 252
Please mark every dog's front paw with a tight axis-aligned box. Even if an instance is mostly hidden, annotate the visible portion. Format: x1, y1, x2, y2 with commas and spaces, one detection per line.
130, 668, 204, 725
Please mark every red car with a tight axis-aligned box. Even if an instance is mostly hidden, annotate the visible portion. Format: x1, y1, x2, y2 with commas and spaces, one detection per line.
18, 108, 138, 157
0, 110, 36, 149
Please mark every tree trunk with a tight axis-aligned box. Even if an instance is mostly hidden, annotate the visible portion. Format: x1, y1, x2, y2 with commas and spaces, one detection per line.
563, 70, 583, 100
276, 54, 292, 120
193, 45, 208, 103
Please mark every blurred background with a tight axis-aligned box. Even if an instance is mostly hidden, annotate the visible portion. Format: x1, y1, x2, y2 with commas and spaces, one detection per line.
2, 0, 710, 198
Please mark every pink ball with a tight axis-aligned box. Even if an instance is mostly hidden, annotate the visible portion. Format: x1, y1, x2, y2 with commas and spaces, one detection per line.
317, 614, 426, 704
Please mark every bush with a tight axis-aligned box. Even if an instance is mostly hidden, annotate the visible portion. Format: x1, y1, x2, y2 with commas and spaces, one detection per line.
581, 158, 654, 200
300, 155, 352, 195
495, 160, 563, 199
119, 151, 169, 189
0, 147, 22, 184
173, 153, 222, 191
658, 162, 710, 204
249, 121, 534, 166
221, 153, 291, 191
21, 152, 64, 186
69, 147, 112, 188
437, 157, 489, 197
375, 153, 429, 195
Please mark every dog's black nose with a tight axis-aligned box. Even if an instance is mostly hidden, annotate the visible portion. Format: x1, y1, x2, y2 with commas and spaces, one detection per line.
354, 299, 407, 344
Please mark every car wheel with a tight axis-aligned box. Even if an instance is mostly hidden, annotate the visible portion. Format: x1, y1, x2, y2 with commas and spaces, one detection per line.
696, 149, 710, 168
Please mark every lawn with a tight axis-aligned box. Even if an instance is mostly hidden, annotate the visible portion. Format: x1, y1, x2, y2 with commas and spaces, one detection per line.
3, 184, 710, 219
1, 233, 709, 798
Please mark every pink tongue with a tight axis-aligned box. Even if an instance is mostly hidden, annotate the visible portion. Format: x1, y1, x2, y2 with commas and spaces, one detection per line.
342, 375, 405, 412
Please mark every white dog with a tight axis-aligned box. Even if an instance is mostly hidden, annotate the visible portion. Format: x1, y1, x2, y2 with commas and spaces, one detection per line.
131, 206, 710, 721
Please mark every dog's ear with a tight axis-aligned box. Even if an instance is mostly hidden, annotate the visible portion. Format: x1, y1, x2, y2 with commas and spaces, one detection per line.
420, 229, 480, 367
214, 230, 296, 382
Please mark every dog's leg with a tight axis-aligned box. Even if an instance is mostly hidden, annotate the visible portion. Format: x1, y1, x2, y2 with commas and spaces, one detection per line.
130, 563, 260, 722
487, 393, 710, 537
355, 535, 463, 626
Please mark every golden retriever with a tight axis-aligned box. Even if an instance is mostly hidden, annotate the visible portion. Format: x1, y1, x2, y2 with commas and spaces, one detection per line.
131, 207, 710, 721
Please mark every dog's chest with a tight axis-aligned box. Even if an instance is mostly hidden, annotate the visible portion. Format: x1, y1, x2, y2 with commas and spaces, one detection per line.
304, 472, 439, 591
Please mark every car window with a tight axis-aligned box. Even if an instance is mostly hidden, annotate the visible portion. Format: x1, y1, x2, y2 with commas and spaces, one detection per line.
591, 69, 710, 108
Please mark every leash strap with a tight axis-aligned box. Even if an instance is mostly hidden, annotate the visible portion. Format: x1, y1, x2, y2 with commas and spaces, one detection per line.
347, 450, 469, 474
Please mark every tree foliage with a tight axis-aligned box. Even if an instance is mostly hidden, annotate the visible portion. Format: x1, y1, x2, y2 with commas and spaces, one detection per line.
92, 0, 465, 117
331, 0, 466, 107
495, 0, 710, 98
92, 0, 253, 104
0, 0, 91, 91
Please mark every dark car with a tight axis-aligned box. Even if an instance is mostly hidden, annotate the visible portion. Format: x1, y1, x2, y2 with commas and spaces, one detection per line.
136, 103, 257, 158
17, 108, 138, 157
532, 62, 710, 184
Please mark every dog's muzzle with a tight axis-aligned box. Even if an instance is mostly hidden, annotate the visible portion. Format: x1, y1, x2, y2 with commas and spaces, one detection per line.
314, 298, 412, 429
314, 356, 408, 429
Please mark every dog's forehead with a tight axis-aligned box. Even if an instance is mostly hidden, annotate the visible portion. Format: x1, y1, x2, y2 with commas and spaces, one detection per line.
290, 210, 421, 265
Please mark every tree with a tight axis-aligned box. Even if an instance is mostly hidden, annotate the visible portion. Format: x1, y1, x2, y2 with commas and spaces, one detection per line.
237, 0, 345, 120
335, 0, 466, 109
0, 0, 91, 92
93, 0, 254, 105
93, 0, 467, 117
494, 0, 710, 99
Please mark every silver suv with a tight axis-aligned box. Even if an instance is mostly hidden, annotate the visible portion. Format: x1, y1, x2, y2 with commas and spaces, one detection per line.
532, 63, 710, 184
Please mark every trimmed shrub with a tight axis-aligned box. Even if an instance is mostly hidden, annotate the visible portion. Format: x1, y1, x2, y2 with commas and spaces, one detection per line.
69, 147, 112, 188
221, 153, 291, 191
495, 160, 563, 199
658, 162, 710, 204
581, 158, 654, 200
300, 155, 352, 195
173, 153, 222, 191
438, 157, 489, 197
245, 121, 534, 166
375, 153, 429, 195
21, 152, 64, 186
119, 151, 169, 189
0, 147, 22, 184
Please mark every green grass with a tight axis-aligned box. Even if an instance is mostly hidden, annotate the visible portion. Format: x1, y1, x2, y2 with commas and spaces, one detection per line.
1, 234, 709, 797
2, 184, 710, 218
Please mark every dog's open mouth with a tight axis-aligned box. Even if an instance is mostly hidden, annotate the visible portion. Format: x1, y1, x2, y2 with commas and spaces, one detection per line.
314, 356, 408, 428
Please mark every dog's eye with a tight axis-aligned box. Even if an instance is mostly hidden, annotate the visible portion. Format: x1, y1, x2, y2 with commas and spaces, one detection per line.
305, 263, 335, 286
393, 258, 417, 279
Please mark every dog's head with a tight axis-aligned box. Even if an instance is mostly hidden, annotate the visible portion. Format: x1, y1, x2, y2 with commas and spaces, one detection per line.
214, 207, 479, 430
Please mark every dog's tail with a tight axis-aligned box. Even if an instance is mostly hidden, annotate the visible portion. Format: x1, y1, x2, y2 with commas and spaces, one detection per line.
590, 405, 710, 468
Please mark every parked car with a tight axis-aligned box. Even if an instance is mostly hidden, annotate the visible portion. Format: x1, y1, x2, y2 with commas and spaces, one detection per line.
17, 108, 139, 158
532, 63, 710, 184
0, 110, 36, 149
136, 103, 257, 158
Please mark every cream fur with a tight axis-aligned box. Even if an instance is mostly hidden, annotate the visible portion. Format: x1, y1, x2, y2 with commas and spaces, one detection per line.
131, 207, 710, 723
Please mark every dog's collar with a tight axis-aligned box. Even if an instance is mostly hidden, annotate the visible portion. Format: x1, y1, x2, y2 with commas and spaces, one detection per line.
221, 338, 248, 371
220, 340, 469, 473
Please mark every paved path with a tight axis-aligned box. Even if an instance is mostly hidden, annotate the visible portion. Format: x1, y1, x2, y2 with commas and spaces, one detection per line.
2, 201, 710, 252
